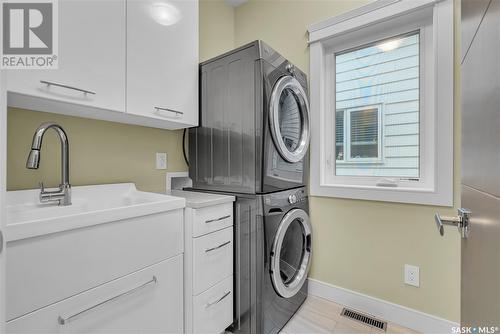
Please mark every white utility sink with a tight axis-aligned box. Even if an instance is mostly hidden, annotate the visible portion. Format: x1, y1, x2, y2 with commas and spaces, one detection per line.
5, 183, 185, 242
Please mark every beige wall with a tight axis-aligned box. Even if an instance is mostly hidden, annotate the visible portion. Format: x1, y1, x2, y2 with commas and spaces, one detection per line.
7, 0, 235, 193
200, 0, 235, 61
7, 108, 186, 192
234, 0, 461, 322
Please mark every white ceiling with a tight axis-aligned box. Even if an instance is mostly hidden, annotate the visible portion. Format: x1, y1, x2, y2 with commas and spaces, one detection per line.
224, 0, 248, 7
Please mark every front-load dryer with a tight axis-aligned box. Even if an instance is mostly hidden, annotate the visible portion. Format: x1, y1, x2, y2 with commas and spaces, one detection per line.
189, 40, 310, 194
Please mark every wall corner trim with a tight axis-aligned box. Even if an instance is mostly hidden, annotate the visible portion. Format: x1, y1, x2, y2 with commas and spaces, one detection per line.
308, 278, 459, 333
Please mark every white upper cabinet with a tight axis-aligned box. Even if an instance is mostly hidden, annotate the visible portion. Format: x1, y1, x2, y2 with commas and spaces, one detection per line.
126, 0, 199, 127
6, 0, 126, 112
6, 0, 199, 130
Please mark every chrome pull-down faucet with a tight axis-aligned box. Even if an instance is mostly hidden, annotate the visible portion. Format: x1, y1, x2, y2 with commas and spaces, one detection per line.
26, 122, 71, 206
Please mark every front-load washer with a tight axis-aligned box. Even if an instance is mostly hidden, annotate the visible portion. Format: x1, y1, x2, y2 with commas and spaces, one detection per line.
261, 187, 311, 334
189, 40, 310, 194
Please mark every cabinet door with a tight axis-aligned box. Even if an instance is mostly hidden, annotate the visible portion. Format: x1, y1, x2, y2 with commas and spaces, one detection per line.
6, 0, 126, 112
6, 255, 184, 334
126, 0, 199, 128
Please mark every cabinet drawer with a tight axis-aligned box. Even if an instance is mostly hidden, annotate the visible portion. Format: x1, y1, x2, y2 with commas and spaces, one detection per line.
193, 275, 233, 334
7, 255, 184, 334
7, 209, 183, 320
193, 203, 233, 237
193, 227, 233, 295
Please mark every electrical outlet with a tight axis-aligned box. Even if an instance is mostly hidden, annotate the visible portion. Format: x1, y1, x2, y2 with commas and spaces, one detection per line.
404, 264, 420, 287
156, 153, 167, 170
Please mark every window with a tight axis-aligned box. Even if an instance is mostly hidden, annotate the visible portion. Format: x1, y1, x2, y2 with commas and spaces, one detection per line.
335, 31, 420, 177
336, 105, 382, 164
308, 0, 454, 206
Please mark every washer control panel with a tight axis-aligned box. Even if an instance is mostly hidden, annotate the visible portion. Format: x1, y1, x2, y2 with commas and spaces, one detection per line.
264, 187, 307, 208
288, 189, 306, 204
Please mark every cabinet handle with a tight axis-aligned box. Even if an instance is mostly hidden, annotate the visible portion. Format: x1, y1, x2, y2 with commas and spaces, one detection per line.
40, 80, 96, 95
205, 215, 231, 224
205, 291, 231, 308
205, 240, 231, 253
57, 276, 157, 325
154, 106, 184, 117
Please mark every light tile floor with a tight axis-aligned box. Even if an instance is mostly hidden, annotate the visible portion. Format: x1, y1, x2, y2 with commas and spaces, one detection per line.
279, 296, 420, 334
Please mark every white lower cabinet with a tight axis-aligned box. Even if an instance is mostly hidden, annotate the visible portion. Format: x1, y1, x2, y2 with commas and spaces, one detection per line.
193, 275, 233, 334
177, 191, 235, 334
7, 255, 183, 333
6, 209, 183, 320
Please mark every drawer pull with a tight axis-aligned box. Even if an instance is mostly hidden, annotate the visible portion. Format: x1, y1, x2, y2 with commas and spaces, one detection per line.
154, 106, 184, 117
205, 240, 231, 253
57, 276, 157, 325
205, 215, 231, 224
40, 80, 96, 95
205, 291, 231, 308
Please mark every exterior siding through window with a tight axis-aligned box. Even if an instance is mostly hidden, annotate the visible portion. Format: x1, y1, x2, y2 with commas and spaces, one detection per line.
335, 33, 420, 178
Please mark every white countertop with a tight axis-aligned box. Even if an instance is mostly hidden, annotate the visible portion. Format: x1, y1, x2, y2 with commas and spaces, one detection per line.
6, 183, 186, 242
168, 190, 235, 209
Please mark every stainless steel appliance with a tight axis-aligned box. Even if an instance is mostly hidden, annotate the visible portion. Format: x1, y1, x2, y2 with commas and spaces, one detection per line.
189, 41, 310, 194
207, 187, 311, 334
188, 41, 313, 334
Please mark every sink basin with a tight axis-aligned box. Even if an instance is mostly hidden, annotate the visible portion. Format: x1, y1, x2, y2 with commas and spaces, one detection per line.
6, 183, 185, 242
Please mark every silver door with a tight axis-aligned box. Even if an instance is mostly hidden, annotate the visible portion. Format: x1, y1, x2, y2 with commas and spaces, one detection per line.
270, 209, 312, 298
269, 76, 310, 163
461, 0, 500, 326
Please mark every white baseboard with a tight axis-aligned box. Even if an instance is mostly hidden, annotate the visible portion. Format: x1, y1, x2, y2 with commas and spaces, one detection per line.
308, 278, 459, 333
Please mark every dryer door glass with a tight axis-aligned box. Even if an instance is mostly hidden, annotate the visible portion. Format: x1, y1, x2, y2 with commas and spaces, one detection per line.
269, 76, 310, 163
271, 208, 312, 298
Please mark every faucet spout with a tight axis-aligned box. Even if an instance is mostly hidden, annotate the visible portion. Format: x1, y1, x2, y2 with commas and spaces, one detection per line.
26, 122, 71, 206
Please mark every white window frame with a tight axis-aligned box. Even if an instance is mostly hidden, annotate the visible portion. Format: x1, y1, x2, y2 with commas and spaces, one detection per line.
308, 0, 454, 206
336, 104, 384, 164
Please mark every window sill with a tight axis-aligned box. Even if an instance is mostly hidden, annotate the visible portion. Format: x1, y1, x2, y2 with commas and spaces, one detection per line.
310, 182, 453, 207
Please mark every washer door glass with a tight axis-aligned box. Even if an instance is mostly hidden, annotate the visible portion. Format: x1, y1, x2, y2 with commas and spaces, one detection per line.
271, 209, 312, 298
269, 76, 310, 163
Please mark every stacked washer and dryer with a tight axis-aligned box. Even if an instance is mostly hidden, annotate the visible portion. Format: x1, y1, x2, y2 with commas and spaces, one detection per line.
188, 41, 312, 334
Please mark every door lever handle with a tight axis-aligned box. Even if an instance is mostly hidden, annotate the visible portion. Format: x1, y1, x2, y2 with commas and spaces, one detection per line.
435, 208, 471, 238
